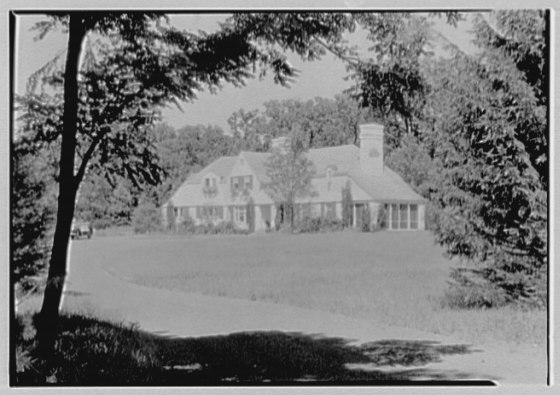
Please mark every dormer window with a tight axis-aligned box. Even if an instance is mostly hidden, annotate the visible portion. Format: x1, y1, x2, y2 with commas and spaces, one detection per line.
326, 168, 333, 180
203, 176, 218, 197
230, 175, 253, 192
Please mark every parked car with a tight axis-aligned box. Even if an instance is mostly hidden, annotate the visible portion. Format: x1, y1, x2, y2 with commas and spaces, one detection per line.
71, 221, 93, 239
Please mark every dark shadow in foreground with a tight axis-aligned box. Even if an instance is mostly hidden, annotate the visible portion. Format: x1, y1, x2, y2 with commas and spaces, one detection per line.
13, 313, 494, 386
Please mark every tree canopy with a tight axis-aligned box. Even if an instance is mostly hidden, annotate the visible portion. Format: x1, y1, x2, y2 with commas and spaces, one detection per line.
264, 137, 316, 231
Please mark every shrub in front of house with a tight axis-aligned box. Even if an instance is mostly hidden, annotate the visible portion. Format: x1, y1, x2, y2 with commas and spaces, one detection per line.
176, 219, 248, 236
176, 216, 197, 234
376, 205, 388, 230
294, 216, 344, 233
360, 205, 371, 232
132, 202, 162, 234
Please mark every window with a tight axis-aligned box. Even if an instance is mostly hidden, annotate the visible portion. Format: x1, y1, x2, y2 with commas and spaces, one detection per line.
410, 205, 418, 229
199, 206, 223, 222
388, 203, 420, 230
231, 175, 253, 192
324, 202, 336, 218
203, 177, 218, 196
399, 204, 408, 229
391, 204, 398, 229
245, 175, 253, 190
234, 206, 246, 222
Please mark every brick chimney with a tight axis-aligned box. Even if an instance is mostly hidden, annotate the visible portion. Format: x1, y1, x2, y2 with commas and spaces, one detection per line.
359, 123, 384, 175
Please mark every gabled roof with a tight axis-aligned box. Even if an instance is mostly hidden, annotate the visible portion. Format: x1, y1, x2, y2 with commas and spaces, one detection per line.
240, 151, 271, 183
169, 144, 424, 207
185, 156, 237, 184
307, 145, 359, 176
349, 167, 425, 202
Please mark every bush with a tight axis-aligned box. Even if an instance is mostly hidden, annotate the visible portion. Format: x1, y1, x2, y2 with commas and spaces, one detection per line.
440, 284, 509, 310
90, 217, 113, 230
439, 268, 509, 309
177, 220, 248, 236
376, 205, 388, 230
14, 313, 163, 385
131, 202, 162, 234
341, 181, 353, 228
176, 216, 196, 234
360, 205, 371, 232
294, 216, 344, 233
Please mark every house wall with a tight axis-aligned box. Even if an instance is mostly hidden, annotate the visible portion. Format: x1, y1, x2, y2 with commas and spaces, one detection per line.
418, 204, 426, 230
335, 202, 342, 219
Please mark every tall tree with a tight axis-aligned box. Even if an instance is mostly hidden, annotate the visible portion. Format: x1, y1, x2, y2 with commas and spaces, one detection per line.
227, 108, 268, 152
422, 11, 548, 306
227, 94, 367, 151
264, 137, 316, 231
349, 13, 432, 152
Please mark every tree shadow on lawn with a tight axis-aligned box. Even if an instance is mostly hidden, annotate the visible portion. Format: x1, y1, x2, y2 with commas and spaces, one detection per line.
14, 314, 493, 386
158, 332, 491, 385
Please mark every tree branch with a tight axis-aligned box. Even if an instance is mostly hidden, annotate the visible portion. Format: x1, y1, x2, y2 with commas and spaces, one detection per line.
477, 13, 509, 42
312, 37, 360, 67
74, 134, 102, 188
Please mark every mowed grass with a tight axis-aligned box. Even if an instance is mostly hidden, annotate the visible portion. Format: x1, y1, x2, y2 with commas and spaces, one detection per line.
72, 231, 546, 347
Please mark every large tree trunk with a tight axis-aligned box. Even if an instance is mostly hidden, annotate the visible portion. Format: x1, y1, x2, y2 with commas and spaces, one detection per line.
37, 14, 87, 355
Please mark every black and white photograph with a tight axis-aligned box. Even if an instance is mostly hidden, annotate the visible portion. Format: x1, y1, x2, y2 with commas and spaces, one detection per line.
4, 1, 557, 391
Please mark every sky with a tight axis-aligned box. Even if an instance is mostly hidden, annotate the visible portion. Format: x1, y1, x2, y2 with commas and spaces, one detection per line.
14, 12, 477, 132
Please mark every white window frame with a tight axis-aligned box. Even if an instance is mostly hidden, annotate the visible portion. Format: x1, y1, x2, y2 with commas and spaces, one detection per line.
388, 203, 418, 230
234, 206, 246, 223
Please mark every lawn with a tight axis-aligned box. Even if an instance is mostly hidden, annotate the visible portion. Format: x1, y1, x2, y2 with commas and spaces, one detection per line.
71, 230, 546, 347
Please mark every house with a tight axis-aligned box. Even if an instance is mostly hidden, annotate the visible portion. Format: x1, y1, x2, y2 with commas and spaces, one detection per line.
162, 123, 426, 231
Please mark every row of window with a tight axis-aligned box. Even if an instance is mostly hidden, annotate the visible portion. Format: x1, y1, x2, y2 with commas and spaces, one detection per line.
188, 205, 247, 223
177, 202, 420, 229
387, 203, 419, 230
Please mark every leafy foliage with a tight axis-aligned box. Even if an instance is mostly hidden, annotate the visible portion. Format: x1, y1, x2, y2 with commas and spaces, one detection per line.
131, 201, 162, 234
294, 216, 344, 234
421, 11, 548, 306
349, 13, 432, 151
12, 136, 58, 292
264, 140, 316, 231
341, 181, 354, 228
229, 95, 369, 151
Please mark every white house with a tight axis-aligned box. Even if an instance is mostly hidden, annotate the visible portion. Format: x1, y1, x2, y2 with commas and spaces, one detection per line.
162, 123, 426, 231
